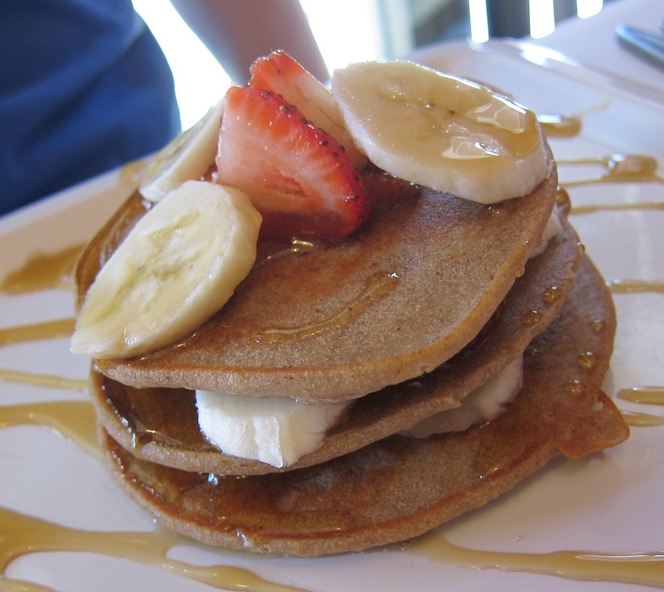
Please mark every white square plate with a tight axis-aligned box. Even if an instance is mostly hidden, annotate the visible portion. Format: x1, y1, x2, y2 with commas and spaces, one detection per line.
1, 40, 663, 592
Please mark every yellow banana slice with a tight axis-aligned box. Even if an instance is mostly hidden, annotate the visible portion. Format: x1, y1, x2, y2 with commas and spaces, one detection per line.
139, 100, 225, 202
71, 181, 261, 359
331, 61, 551, 204
196, 391, 350, 468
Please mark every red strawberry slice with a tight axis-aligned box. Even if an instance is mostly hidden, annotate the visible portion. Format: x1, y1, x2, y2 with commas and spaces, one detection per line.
215, 86, 372, 242
249, 50, 367, 170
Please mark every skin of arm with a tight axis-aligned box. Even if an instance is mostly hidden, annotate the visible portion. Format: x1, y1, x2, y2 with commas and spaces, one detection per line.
168, 0, 329, 83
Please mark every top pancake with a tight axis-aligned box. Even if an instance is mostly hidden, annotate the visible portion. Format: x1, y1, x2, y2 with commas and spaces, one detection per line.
78, 164, 558, 401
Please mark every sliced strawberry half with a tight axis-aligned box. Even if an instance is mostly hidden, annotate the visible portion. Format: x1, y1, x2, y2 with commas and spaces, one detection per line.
215, 86, 372, 242
249, 50, 367, 170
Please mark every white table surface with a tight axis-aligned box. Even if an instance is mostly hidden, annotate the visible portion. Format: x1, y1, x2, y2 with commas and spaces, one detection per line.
531, 0, 664, 92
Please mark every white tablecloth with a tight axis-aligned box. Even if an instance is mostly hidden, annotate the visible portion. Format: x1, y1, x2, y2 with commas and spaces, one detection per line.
532, 0, 664, 93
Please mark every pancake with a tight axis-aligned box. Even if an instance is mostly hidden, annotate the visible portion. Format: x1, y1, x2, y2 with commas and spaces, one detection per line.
77, 163, 558, 402
99, 255, 628, 556
72, 53, 630, 561
89, 207, 582, 475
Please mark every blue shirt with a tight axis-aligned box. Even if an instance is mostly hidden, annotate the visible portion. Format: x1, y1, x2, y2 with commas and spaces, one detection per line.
0, 0, 181, 215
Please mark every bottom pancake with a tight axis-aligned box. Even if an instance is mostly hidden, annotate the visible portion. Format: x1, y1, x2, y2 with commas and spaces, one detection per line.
99, 256, 628, 557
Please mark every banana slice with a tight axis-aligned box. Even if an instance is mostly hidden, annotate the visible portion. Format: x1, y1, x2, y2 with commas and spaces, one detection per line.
529, 207, 562, 258
139, 100, 225, 202
401, 356, 524, 437
331, 61, 551, 204
71, 180, 261, 359
196, 391, 350, 468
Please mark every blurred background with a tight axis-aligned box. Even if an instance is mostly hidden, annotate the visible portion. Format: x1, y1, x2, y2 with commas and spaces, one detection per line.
132, 0, 616, 129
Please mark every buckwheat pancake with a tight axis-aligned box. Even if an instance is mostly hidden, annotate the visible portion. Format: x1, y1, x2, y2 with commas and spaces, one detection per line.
99, 255, 628, 556
89, 205, 581, 476
77, 162, 557, 402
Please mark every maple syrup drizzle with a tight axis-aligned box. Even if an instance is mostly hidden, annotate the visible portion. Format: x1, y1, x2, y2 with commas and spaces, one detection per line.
558, 153, 663, 187
552, 177, 662, 217
537, 97, 612, 139
617, 388, 664, 427
410, 532, 664, 588
622, 411, 664, 427
0, 318, 75, 347
0, 318, 81, 388
0, 508, 312, 592
606, 280, 664, 294
1, 243, 83, 294
256, 238, 315, 267
538, 114, 582, 138
571, 201, 664, 215
256, 271, 399, 344
0, 369, 87, 390
618, 387, 664, 405
0, 401, 99, 457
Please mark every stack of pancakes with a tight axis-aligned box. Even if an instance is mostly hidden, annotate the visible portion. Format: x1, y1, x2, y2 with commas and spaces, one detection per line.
76, 157, 629, 556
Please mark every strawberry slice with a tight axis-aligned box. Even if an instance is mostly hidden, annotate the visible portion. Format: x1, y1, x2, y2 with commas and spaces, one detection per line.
249, 51, 367, 170
215, 86, 372, 242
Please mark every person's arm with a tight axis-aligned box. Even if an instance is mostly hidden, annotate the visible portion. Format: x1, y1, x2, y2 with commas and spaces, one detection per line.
169, 0, 329, 83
